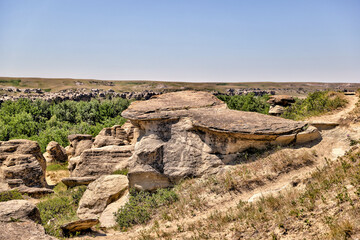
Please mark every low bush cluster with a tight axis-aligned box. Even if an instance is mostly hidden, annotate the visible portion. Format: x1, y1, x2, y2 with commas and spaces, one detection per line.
281, 91, 347, 120
37, 183, 87, 237
115, 188, 178, 231
217, 93, 270, 114
0, 189, 23, 202
0, 97, 130, 152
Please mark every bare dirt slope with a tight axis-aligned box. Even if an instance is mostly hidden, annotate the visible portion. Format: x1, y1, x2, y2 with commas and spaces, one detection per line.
75, 95, 360, 240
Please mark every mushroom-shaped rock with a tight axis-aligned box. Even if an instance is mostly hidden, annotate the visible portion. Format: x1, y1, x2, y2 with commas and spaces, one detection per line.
121, 91, 320, 190
77, 175, 128, 219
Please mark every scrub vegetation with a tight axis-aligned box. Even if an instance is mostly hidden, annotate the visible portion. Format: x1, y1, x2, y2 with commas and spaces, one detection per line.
0, 98, 130, 152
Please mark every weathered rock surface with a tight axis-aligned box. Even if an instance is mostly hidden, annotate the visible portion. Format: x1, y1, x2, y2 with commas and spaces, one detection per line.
308, 121, 339, 131
61, 176, 97, 187
92, 122, 139, 148
268, 105, 285, 116
296, 126, 321, 144
77, 175, 128, 219
15, 185, 54, 198
69, 145, 134, 177
267, 95, 295, 106
99, 191, 129, 228
122, 91, 321, 190
0, 200, 41, 223
0, 221, 57, 240
60, 219, 99, 235
66, 134, 93, 158
43, 141, 67, 163
0, 140, 47, 188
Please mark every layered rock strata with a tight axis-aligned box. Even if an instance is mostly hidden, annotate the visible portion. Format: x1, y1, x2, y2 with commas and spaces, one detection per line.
0, 140, 47, 188
122, 91, 321, 190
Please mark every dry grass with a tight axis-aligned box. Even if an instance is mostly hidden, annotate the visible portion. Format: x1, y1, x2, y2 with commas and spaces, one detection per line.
131, 143, 360, 239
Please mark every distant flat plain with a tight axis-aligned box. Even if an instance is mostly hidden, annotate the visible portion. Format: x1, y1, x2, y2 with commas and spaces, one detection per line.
0, 77, 359, 96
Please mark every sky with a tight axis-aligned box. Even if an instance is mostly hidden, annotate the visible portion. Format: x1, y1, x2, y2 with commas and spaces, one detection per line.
0, 0, 359, 83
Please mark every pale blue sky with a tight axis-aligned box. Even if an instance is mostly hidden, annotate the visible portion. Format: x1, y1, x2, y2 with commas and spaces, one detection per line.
0, 0, 359, 82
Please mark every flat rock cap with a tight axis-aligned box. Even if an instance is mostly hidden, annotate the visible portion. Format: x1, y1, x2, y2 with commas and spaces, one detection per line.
122, 91, 306, 135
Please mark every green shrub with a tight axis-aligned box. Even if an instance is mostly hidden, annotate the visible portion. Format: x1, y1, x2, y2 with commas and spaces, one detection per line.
217, 93, 270, 114
46, 163, 68, 171
281, 91, 347, 120
112, 169, 129, 175
0, 190, 23, 202
115, 188, 178, 230
37, 184, 87, 237
0, 97, 130, 152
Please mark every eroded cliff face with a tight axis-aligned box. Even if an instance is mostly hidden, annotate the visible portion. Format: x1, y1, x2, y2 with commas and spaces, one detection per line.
122, 91, 320, 190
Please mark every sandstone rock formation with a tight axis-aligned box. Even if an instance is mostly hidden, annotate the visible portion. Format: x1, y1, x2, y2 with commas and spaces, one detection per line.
92, 122, 139, 148
122, 91, 321, 190
267, 95, 295, 116
0, 221, 57, 240
69, 145, 134, 177
77, 175, 128, 219
0, 200, 41, 223
68, 121, 138, 177
43, 141, 67, 163
61, 176, 97, 187
99, 191, 129, 228
0, 140, 47, 188
60, 219, 99, 235
67, 134, 93, 158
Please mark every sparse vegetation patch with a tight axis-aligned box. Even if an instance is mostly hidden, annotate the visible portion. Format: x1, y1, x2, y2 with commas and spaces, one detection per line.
0, 189, 23, 202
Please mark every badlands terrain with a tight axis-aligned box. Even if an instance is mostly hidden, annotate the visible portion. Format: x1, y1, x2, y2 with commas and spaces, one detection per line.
0, 79, 359, 240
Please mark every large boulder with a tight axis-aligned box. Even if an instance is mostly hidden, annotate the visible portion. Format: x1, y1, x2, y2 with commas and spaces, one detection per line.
77, 175, 128, 219
99, 191, 129, 228
0, 140, 47, 188
69, 145, 134, 177
122, 91, 321, 190
43, 141, 67, 163
66, 134, 93, 158
0, 200, 41, 223
0, 221, 57, 240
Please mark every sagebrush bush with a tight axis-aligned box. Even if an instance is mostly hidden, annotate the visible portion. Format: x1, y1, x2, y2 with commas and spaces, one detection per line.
115, 188, 178, 230
0, 190, 23, 202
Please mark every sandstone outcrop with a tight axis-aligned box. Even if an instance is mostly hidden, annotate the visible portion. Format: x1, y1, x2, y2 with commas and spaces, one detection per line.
67, 134, 93, 158
77, 175, 128, 219
92, 122, 139, 148
0, 200, 41, 223
61, 176, 97, 187
60, 219, 99, 235
99, 191, 129, 228
69, 145, 134, 177
122, 91, 321, 190
0, 221, 57, 240
0, 140, 47, 188
43, 141, 67, 163
267, 95, 295, 116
